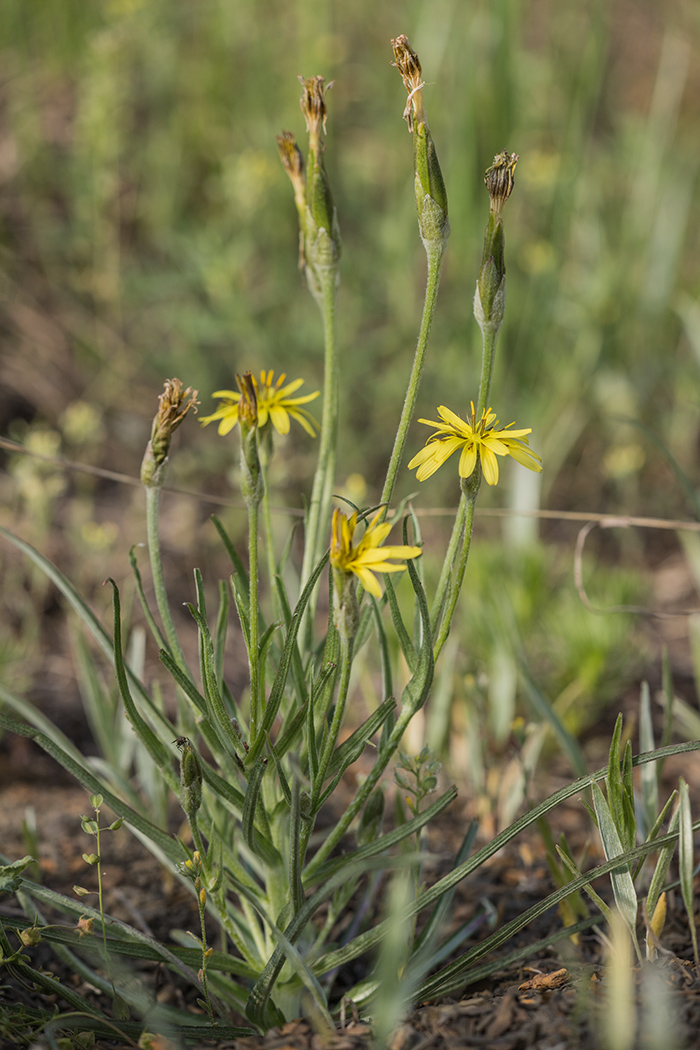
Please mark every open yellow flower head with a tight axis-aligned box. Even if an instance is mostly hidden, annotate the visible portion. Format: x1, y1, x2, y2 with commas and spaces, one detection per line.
330, 508, 422, 600
200, 370, 320, 437
408, 402, 542, 486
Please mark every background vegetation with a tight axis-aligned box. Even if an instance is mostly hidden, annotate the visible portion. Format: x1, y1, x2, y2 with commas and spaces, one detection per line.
1, 0, 699, 775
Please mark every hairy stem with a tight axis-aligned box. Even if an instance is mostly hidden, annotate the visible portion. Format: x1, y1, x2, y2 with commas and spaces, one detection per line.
380, 239, 446, 514
145, 484, 189, 675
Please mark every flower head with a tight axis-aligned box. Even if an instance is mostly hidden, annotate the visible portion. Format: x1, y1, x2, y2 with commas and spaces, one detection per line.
391, 35, 426, 132
408, 403, 542, 486
200, 370, 320, 438
391, 34, 449, 247
330, 508, 422, 600
485, 150, 518, 219
141, 378, 199, 488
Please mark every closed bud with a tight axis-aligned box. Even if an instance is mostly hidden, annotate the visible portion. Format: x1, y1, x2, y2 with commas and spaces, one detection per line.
297, 76, 341, 305
20, 927, 42, 947
141, 378, 199, 489
474, 151, 518, 335
236, 372, 264, 508
392, 35, 449, 251
178, 739, 203, 821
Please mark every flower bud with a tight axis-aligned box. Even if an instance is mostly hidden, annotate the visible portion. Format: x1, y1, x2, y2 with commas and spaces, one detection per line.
277, 131, 307, 270
299, 76, 342, 303
392, 35, 449, 250
474, 151, 518, 335
20, 927, 42, 947
141, 378, 199, 488
236, 372, 264, 508
178, 738, 203, 822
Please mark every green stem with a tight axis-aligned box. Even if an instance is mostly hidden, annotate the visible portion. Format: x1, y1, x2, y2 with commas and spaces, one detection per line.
475, 321, 501, 418
299, 630, 354, 863
301, 276, 338, 594
314, 632, 353, 802
196, 879, 214, 1022
248, 497, 261, 742
431, 494, 466, 638
303, 689, 419, 881
431, 317, 501, 643
432, 485, 479, 661
145, 484, 189, 675
259, 457, 277, 595
380, 240, 446, 514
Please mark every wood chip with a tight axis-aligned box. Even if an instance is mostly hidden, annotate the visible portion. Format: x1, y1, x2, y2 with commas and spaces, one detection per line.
518, 968, 569, 991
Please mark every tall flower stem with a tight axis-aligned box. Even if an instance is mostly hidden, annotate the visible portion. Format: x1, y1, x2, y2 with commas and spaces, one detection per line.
145, 484, 189, 675
476, 323, 500, 419
300, 275, 338, 593
299, 630, 353, 863
430, 493, 466, 637
380, 240, 446, 513
248, 496, 261, 742
302, 686, 420, 880
430, 317, 497, 647
432, 484, 479, 661
259, 458, 278, 596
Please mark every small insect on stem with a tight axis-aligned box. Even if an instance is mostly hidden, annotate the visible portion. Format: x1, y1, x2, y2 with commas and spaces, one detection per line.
173, 736, 191, 750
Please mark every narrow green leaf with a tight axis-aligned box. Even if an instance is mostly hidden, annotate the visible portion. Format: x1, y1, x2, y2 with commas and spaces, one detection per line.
288, 777, 305, 914
215, 579, 230, 688
646, 805, 679, 923
241, 759, 279, 865
188, 604, 245, 763
106, 580, 178, 792
267, 738, 292, 808
556, 843, 613, 921
307, 786, 458, 887
372, 593, 396, 702
246, 853, 424, 1030
246, 553, 328, 766
400, 550, 433, 713
211, 515, 250, 603
273, 701, 308, 763
159, 649, 208, 715
678, 778, 699, 964
274, 574, 307, 705
325, 699, 396, 782
383, 574, 416, 671
408, 822, 478, 974
591, 781, 637, 931
230, 579, 251, 649
313, 746, 700, 981
0, 713, 183, 863
607, 713, 625, 831
129, 545, 168, 651
639, 681, 659, 838
518, 656, 587, 778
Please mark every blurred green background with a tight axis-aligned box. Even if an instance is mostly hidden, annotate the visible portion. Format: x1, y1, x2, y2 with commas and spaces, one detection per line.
2, 0, 699, 507
1, 0, 699, 786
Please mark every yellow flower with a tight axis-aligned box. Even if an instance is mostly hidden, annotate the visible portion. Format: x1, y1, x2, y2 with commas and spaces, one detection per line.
408, 402, 542, 486
330, 509, 422, 599
200, 370, 319, 437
